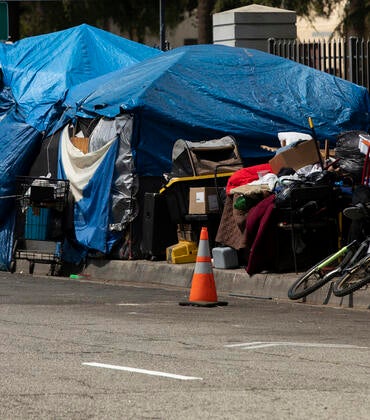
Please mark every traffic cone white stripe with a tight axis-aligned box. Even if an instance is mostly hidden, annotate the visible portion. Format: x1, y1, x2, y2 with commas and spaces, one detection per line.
197, 240, 210, 257
194, 261, 213, 274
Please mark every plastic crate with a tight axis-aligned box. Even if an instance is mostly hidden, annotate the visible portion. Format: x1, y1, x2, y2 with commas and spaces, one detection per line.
24, 207, 50, 240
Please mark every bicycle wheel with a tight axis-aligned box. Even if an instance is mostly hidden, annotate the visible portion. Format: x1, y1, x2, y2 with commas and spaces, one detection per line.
333, 255, 370, 297
288, 253, 345, 300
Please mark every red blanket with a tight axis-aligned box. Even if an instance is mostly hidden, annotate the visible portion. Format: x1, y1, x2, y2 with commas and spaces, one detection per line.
226, 163, 272, 195
245, 194, 277, 275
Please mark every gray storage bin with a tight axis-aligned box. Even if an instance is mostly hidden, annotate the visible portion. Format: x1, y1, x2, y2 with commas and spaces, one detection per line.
212, 246, 239, 269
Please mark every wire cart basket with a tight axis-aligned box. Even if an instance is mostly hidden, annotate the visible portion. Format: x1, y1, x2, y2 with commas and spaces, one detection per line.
10, 176, 70, 275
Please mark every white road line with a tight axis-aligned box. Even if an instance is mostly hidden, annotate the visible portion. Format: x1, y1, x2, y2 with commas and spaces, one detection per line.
82, 362, 203, 381
225, 342, 368, 350
226, 341, 267, 348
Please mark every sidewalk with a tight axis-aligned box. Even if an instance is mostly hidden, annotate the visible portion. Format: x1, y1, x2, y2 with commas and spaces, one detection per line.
82, 258, 370, 310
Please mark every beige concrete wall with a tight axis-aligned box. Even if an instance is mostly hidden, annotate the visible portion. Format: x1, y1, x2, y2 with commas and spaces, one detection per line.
167, 11, 198, 48
297, 1, 345, 40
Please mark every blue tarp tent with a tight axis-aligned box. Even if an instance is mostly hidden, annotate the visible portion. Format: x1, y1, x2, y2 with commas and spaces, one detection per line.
55, 43, 370, 260
1, 35, 370, 267
0, 24, 161, 269
63, 44, 370, 177
0, 23, 161, 132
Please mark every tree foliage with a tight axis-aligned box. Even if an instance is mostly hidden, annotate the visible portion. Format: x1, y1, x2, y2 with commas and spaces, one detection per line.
18, 0, 197, 43
12, 0, 370, 43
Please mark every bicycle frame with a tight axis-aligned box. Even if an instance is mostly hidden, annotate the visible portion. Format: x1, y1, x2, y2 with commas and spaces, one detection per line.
323, 238, 366, 281
317, 240, 360, 279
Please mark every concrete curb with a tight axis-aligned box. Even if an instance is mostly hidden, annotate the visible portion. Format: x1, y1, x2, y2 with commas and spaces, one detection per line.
18, 257, 370, 310
83, 259, 370, 310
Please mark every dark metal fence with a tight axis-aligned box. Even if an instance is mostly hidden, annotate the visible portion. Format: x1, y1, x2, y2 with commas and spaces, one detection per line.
268, 37, 370, 92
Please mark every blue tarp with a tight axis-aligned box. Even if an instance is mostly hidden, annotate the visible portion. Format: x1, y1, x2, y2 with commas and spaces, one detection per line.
0, 25, 161, 268
0, 23, 161, 132
64, 44, 370, 177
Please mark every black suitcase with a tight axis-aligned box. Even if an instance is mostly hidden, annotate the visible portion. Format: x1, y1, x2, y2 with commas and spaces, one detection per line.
141, 192, 177, 260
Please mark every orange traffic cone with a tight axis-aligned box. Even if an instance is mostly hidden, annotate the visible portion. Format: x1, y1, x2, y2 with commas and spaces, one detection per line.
179, 227, 228, 307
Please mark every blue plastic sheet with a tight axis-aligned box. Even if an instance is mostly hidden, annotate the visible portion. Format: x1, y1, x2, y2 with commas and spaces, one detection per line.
58, 137, 119, 255
0, 24, 161, 132
64, 44, 370, 176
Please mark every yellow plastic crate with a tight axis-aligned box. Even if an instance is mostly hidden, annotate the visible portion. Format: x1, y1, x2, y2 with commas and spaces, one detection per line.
166, 240, 198, 264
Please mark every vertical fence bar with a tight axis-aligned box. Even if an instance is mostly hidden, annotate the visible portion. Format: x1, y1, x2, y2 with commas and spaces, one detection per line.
343, 38, 348, 81
366, 40, 370, 91
277, 39, 282, 56
333, 39, 337, 76
337, 39, 343, 78
283, 39, 287, 58
305, 41, 309, 66
289, 39, 294, 61
312, 39, 317, 69
349, 36, 358, 83
294, 39, 299, 63
360, 38, 365, 87
328, 40, 333, 74
317, 39, 322, 71
268, 38, 275, 54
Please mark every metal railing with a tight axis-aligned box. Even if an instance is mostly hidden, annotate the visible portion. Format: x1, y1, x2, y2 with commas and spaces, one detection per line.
268, 37, 370, 92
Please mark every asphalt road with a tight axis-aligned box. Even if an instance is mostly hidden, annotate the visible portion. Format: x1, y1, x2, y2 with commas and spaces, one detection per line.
0, 272, 369, 419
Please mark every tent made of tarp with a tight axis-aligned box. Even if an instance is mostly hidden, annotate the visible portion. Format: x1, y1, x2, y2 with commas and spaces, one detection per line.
63, 44, 370, 177
51, 43, 370, 260
0, 23, 161, 132
0, 25, 161, 269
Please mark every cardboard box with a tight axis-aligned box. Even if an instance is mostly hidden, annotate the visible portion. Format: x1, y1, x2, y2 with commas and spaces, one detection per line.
269, 139, 321, 174
189, 187, 220, 214
71, 136, 89, 154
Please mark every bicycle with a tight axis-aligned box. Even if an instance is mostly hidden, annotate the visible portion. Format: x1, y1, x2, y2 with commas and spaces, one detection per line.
288, 237, 370, 300
332, 248, 370, 297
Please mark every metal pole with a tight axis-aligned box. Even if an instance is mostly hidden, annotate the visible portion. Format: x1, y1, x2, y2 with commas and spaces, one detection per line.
159, 0, 166, 51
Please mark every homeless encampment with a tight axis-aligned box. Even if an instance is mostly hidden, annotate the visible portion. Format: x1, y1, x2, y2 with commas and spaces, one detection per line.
0, 24, 161, 269
49, 43, 370, 262
1, 27, 370, 269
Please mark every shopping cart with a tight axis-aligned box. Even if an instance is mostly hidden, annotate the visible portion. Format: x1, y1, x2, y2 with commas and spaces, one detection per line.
10, 176, 70, 275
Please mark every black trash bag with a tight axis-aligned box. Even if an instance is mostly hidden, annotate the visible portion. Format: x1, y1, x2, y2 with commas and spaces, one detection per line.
305, 170, 336, 185
335, 131, 367, 180
274, 179, 305, 209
